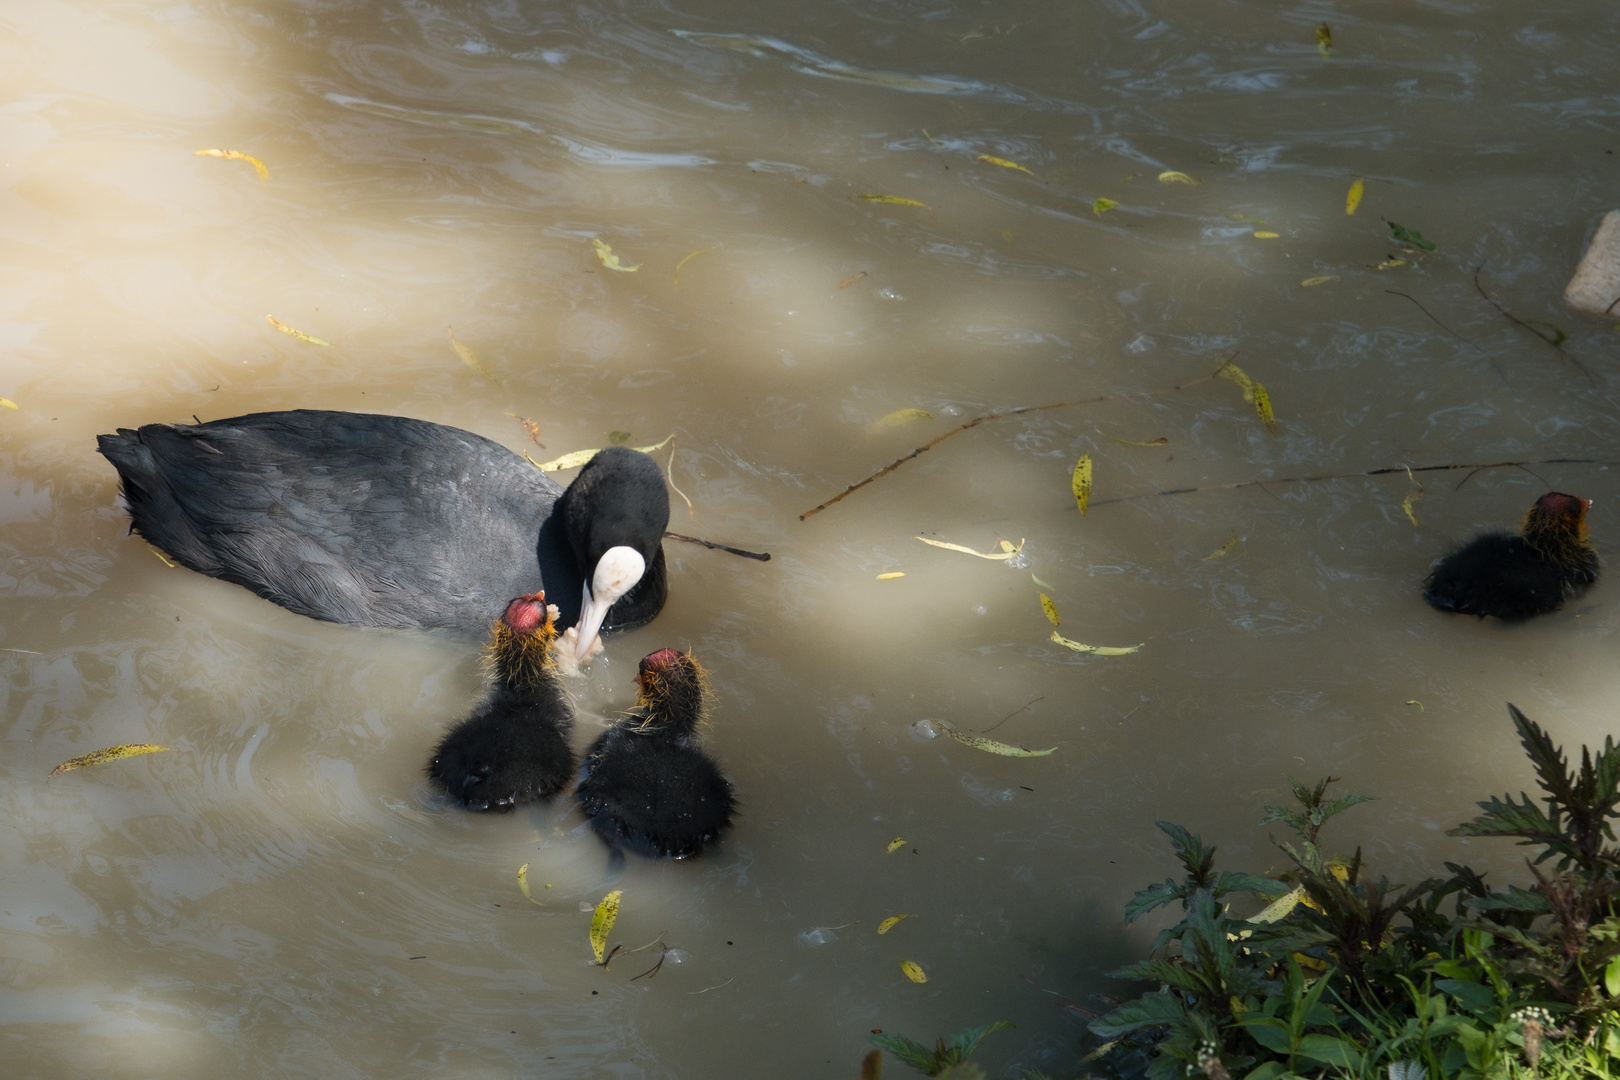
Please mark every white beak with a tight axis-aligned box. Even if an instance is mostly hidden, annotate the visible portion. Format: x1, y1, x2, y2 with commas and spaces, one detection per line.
573, 546, 646, 659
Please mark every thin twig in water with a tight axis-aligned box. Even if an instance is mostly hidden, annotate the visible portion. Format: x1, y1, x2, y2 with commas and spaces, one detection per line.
1384, 290, 1470, 344
665, 440, 693, 519
982, 696, 1045, 735
690, 977, 736, 995
631, 945, 670, 981
598, 944, 622, 970
799, 368, 1223, 519
1087, 458, 1612, 508
625, 932, 667, 954
1472, 265, 1567, 351
663, 532, 770, 561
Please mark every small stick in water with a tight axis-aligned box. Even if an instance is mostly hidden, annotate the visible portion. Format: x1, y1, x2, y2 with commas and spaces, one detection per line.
664, 531, 770, 561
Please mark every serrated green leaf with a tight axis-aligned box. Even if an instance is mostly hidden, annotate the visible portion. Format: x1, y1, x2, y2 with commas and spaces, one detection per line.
1296, 1034, 1362, 1069
1088, 989, 1186, 1038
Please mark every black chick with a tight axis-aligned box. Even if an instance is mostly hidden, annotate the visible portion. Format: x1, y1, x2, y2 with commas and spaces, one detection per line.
575, 649, 734, 859
427, 593, 576, 811
1424, 492, 1599, 619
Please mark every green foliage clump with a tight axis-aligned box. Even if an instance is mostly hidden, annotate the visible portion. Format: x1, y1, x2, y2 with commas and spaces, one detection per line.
1088, 704, 1620, 1080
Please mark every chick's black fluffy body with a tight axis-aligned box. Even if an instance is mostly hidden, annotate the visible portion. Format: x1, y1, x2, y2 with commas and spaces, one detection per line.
1424, 492, 1599, 620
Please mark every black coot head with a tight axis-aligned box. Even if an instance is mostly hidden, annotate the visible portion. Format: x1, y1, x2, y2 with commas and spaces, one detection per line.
562, 448, 669, 658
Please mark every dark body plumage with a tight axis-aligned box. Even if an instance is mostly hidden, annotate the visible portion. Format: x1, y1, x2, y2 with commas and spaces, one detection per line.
576, 650, 734, 859
427, 594, 575, 811
96, 410, 668, 637
1424, 492, 1599, 619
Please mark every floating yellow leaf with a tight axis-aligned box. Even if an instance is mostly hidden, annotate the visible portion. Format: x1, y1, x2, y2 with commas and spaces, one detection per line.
1072, 453, 1092, 515
1092, 198, 1119, 216
530, 434, 674, 472
1106, 433, 1168, 447
1253, 231, 1280, 239
1372, 257, 1407, 270
591, 237, 641, 272
194, 148, 267, 180
1000, 230, 1014, 243
1051, 631, 1141, 656
150, 547, 177, 568
1345, 178, 1364, 215
1039, 593, 1060, 626
1230, 213, 1266, 224
877, 572, 906, 580
1031, 572, 1054, 590
447, 326, 504, 389
1157, 171, 1201, 185
0, 398, 17, 410
935, 719, 1056, 757
49, 743, 169, 778
914, 536, 1025, 560
1316, 22, 1332, 57
900, 960, 928, 983
1300, 276, 1338, 287
1406, 700, 1424, 711
589, 889, 622, 964
1251, 383, 1279, 434
266, 315, 331, 346
877, 914, 915, 935
886, 837, 907, 854
857, 194, 929, 208
976, 154, 1035, 176
517, 863, 544, 905
1217, 361, 1278, 433
1400, 466, 1425, 527
870, 408, 933, 431
1204, 532, 1238, 560
672, 246, 714, 285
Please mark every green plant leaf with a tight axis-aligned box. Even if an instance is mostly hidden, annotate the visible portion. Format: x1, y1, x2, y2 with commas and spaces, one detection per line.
869, 1033, 938, 1075
1125, 880, 1187, 923
1236, 1016, 1294, 1054
1607, 954, 1620, 997
1434, 979, 1495, 1016
944, 1022, 1014, 1061
1241, 1064, 1287, 1080
1088, 990, 1186, 1038
1295, 1034, 1362, 1070
1385, 220, 1437, 251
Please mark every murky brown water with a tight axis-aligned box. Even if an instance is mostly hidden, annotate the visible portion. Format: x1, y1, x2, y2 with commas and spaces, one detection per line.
4, 0, 1620, 1075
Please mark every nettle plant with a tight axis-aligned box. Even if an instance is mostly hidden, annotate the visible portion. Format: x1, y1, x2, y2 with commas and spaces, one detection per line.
1089, 706, 1620, 1080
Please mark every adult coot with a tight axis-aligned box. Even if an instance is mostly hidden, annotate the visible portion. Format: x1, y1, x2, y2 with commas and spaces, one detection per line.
97, 410, 669, 657
1424, 492, 1599, 619
426, 593, 575, 811
575, 649, 735, 859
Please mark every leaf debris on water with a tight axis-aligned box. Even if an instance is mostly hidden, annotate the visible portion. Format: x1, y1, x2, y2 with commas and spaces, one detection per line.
1345, 178, 1364, 215
838, 271, 868, 289
1253, 230, 1280, 239
1204, 532, 1239, 560
49, 744, 170, 778
1300, 276, 1339, 287
1216, 361, 1279, 434
1051, 631, 1142, 656
1072, 453, 1092, 515
590, 890, 622, 964
1385, 220, 1437, 252
530, 434, 673, 472
150, 548, 177, 568
1039, 593, 1060, 626
870, 408, 932, 431
591, 238, 641, 272
1092, 197, 1119, 216
1106, 433, 1169, 447
1157, 171, 1201, 185
877, 914, 915, 935
1400, 466, 1425, 526
447, 326, 504, 389
976, 154, 1035, 176
914, 536, 1025, 560
672, 247, 714, 285
935, 718, 1056, 757
1372, 257, 1408, 270
1031, 572, 1054, 590
900, 960, 928, 983
0, 398, 18, 410
877, 572, 906, 580
856, 194, 928, 208
266, 315, 331, 346
195, 148, 267, 180
517, 863, 544, 905
886, 837, 907, 854
1315, 22, 1332, 57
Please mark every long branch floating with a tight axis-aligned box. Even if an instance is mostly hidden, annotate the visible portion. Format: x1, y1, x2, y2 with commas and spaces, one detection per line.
798, 370, 1220, 520
1087, 458, 1611, 508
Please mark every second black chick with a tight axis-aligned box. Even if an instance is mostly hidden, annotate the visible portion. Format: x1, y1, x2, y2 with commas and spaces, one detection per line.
1424, 492, 1599, 619
575, 649, 735, 859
